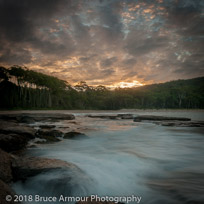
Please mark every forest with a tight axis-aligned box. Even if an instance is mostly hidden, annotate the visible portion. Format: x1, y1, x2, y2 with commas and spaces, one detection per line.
0, 66, 204, 110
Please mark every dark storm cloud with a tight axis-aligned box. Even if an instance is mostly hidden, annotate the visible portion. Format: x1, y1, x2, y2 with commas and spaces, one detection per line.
0, 0, 79, 64
164, 0, 204, 44
0, 0, 73, 42
100, 57, 117, 67
125, 30, 168, 56
98, 1, 123, 33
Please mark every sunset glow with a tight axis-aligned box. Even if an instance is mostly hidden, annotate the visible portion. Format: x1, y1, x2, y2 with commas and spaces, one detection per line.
0, 0, 203, 87
113, 81, 144, 89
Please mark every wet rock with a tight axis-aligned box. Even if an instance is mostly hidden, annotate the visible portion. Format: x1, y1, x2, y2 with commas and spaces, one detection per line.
0, 149, 13, 182
133, 118, 142, 122
160, 121, 204, 127
64, 131, 88, 139
0, 180, 17, 204
0, 134, 28, 153
12, 157, 82, 181
36, 137, 60, 143
36, 129, 62, 143
39, 125, 56, 129
0, 121, 36, 139
117, 114, 133, 119
25, 113, 75, 121
37, 129, 63, 137
0, 113, 75, 122
18, 116, 35, 124
87, 115, 118, 119
133, 115, 191, 122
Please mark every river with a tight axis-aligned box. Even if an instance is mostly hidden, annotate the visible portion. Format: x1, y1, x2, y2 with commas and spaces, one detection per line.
13, 110, 204, 204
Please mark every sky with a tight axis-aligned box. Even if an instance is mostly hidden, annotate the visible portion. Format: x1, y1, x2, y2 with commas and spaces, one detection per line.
0, 0, 203, 88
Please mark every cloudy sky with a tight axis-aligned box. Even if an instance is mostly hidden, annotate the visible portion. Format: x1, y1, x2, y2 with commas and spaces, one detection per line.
0, 0, 203, 87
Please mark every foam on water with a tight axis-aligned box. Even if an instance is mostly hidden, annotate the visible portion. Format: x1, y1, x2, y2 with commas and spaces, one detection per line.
13, 112, 204, 204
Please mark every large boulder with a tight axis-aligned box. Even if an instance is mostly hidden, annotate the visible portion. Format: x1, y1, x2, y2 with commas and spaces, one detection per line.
0, 180, 17, 204
0, 149, 13, 182
12, 157, 93, 198
12, 157, 82, 181
0, 134, 28, 153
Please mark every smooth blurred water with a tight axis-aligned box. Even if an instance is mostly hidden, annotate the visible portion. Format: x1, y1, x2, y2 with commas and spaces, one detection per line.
13, 111, 204, 204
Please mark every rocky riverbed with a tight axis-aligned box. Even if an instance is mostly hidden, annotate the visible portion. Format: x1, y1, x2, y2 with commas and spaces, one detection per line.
0, 111, 204, 204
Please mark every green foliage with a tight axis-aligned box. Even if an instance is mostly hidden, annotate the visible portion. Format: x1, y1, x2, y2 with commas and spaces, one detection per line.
0, 66, 204, 110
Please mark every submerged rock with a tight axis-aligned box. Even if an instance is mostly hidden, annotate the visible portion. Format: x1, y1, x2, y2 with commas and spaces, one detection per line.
133, 115, 191, 122
64, 131, 88, 139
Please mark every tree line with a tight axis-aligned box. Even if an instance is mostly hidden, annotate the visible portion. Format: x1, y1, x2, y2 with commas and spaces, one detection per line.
0, 66, 204, 110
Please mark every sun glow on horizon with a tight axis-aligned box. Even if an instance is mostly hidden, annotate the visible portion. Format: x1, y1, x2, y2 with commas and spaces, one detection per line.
110, 80, 144, 89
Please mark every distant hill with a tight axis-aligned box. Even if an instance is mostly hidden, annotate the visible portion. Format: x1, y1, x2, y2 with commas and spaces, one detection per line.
0, 66, 204, 109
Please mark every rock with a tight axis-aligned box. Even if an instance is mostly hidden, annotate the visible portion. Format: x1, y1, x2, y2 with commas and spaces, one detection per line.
160, 121, 204, 127
87, 114, 133, 120
0, 149, 13, 182
87, 115, 118, 119
0, 113, 75, 122
11, 157, 93, 198
37, 129, 63, 137
0, 134, 28, 153
36, 129, 62, 143
18, 115, 35, 124
12, 157, 83, 181
39, 125, 56, 129
117, 114, 133, 119
133, 118, 141, 122
133, 115, 191, 122
35, 136, 60, 143
0, 180, 17, 204
0, 121, 36, 139
64, 131, 88, 139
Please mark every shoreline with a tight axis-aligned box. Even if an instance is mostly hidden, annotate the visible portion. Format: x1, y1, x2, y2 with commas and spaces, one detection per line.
1, 112, 204, 204
0, 109, 204, 114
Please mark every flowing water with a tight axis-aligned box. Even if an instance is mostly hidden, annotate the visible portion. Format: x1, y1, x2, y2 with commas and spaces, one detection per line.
13, 111, 204, 204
